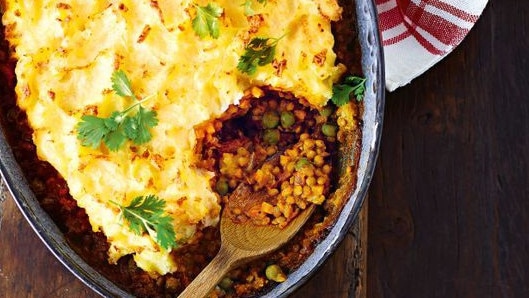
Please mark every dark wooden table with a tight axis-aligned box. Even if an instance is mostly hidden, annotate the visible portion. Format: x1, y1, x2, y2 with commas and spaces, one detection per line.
368, 1, 529, 297
2, 1, 528, 297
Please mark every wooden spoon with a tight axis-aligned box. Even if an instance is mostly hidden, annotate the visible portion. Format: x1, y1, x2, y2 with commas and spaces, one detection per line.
177, 183, 315, 298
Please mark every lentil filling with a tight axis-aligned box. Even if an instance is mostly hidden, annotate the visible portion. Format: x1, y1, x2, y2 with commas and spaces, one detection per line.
195, 88, 337, 228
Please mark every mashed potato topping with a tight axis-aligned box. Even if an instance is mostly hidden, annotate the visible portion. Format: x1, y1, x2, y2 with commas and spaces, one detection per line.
2, 0, 344, 274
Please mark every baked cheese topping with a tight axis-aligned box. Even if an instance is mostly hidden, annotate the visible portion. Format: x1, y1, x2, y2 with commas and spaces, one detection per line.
2, 0, 345, 274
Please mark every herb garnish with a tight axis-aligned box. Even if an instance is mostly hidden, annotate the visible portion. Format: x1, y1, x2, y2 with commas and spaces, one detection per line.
242, 0, 267, 16
237, 36, 282, 75
111, 195, 177, 250
192, 3, 223, 39
76, 70, 159, 151
330, 75, 367, 106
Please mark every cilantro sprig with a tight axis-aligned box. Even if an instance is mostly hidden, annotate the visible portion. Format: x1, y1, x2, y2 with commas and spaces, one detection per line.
237, 36, 282, 75
76, 70, 159, 151
330, 75, 367, 106
192, 3, 223, 39
111, 195, 177, 250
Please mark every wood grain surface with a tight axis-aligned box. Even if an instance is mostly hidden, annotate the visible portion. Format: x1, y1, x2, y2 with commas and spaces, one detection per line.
0, 182, 96, 297
368, 1, 529, 297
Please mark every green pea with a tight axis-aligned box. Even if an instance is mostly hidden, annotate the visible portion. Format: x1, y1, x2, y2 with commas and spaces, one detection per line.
215, 179, 229, 195
265, 264, 287, 282
319, 105, 334, 118
280, 111, 295, 128
321, 123, 337, 137
295, 157, 312, 170
262, 110, 280, 128
218, 277, 234, 290
263, 129, 280, 144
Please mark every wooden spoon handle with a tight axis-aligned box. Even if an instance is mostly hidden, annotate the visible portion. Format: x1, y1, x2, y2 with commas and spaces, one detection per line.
177, 244, 237, 298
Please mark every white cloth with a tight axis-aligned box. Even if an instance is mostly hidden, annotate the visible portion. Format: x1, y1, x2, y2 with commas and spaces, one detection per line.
376, 0, 489, 91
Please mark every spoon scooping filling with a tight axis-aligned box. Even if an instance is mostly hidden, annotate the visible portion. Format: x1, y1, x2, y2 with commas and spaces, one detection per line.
195, 88, 336, 229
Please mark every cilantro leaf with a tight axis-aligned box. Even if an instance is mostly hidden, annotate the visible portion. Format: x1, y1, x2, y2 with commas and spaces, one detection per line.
343, 76, 367, 101
330, 76, 367, 106
76, 70, 159, 151
112, 69, 135, 98
123, 106, 158, 145
77, 115, 110, 148
103, 128, 127, 151
238, 37, 280, 75
151, 213, 177, 250
242, 0, 255, 15
192, 3, 223, 39
105, 111, 124, 130
242, 0, 267, 16
112, 195, 177, 250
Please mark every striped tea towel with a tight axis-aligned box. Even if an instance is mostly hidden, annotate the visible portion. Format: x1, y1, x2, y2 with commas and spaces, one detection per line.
376, 0, 489, 91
